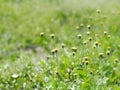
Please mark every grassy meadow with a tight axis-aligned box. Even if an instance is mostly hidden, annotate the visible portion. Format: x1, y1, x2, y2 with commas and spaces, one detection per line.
0, 0, 120, 89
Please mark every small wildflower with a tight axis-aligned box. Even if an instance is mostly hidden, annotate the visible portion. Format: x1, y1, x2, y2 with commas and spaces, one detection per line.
50, 34, 55, 39
46, 56, 51, 60
94, 41, 99, 46
106, 50, 110, 55
67, 68, 71, 73
72, 47, 77, 52
99, 53, 104, 58
61, 43, 65, 48
51, 49, 55, 54
77, 34, 82, 38
90, 71, 93, 74
54, 48, 58, 53
104, 31, 107, 35
40, 32, 44, 37
93, 45, 96, 48
95, 34, 98, 37
85, 61, 89, 65
84, 57, 89, 61
12, 74, 19, 79
55, 71, 59, 75
87, 25, 91, 29
72, 52, 76, 56
76, 26, 80, 30
107, 47, 111, 50
80, 23, 84, 27
96, 9, 101, 13
83, 41, 87, 45
88, 37, 92, 41
86, 31, 90, 35
108, 35, 111, 38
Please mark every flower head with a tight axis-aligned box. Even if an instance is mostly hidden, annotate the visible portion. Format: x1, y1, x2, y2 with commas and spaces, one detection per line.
94, 41, 99, 46
50, 34, 55, 39
80, 23, 84, 27
107, 47, 111, 50
40, 32, 44, 37
54, 48, 58, 53
61, 43, 65, 48
83, 41, 88, 45
106, 50, 110, 55
84, 57, 89, 61
76, 26, 80, 30
77, 34, 82, 38
88, 37, 92, 41
96, 9, 101, 13
72, 47, 77, 52
85, 61, 89, 65
72, 52, 76, 56
86, 31, 90, 35
51, 49, 55, 54
99, 53, 104, 58
104, 31, 107, 35
108, 35, 111, 38
87, 25, 91, 29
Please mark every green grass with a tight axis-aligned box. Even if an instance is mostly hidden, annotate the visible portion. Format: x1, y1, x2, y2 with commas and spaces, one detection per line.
0, 0, 120, 89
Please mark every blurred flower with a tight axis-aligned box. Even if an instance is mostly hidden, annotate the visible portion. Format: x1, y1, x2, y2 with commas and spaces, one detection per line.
72, 52, 76, 56
76, 26, 80, 30
50, 34, 55, 39
61, 43, 65, 48
99, 53, 104, 58
85, 61, 89, 65
80, 23, 84, 27
107, 47, 111, 50
96, 9, 101, 13
87, 25, 91, 29
77, 34, 82, 38
83, 41, 87, 45
88, 37, 92, 41
84, 57, 89, 61
108, 35, 111, 38
104, 31, 107, 35
12, 74, 19, 79
94, 41, 99, 46
106, 50, 110, 55
40, 32, 44, 37
86, 31, 90, 35
72, 47, 77, 52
